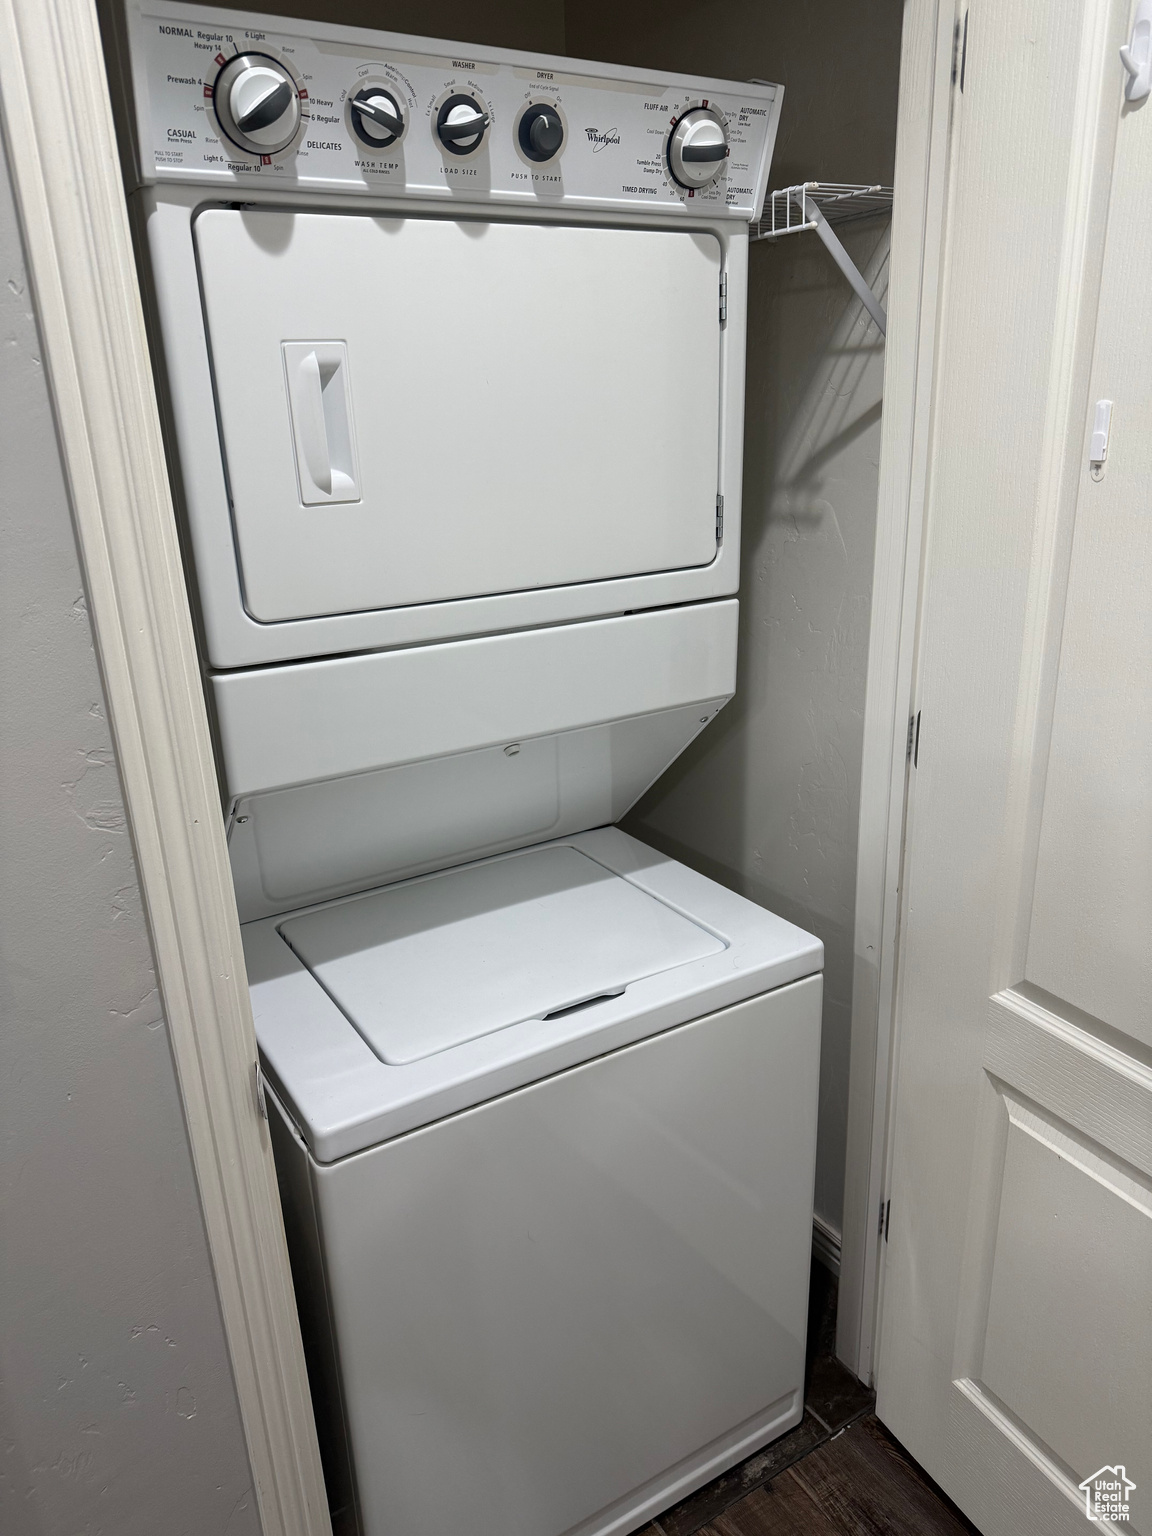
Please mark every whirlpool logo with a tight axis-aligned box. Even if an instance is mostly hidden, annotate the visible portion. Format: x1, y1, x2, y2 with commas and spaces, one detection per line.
584, 126, 621, 151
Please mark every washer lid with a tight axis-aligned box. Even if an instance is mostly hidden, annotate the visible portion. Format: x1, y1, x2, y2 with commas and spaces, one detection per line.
279, 844, 725, 1065
248, 828, 823, 1160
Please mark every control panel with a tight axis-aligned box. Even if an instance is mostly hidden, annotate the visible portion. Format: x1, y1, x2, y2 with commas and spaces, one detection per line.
124, 2, 782, 218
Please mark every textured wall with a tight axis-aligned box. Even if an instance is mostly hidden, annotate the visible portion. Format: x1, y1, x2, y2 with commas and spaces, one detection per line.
567, 0, 903, 1239
0, 126, 259, 1536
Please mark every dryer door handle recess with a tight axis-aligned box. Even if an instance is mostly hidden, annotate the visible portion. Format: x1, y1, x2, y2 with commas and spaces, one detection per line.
282, 342, 361, 506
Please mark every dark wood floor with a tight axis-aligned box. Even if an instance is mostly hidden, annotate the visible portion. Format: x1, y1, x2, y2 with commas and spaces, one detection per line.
636, 1264, 980, 1536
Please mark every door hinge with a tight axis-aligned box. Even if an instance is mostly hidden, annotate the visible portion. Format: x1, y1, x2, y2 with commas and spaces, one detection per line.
254, 1059, 268, 1122
716, 493, 725, 543
880, 1197, 891, 1241
719, 271, 727, 325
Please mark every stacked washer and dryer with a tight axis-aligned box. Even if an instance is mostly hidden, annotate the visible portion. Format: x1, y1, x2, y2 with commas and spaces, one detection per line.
115, 6, 824, 1534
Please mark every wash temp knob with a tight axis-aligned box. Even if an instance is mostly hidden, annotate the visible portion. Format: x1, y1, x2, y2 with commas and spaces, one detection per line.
350, 87, 405, 146
213, 54, 300, 155
667, 109, 729, 189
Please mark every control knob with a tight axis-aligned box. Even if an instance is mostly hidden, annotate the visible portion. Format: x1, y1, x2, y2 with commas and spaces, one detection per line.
667, 109, 729, 189
350, 86, 405, 147
518, 103, 564, 162
213, 54, 301, 155
436, 94, 490, 154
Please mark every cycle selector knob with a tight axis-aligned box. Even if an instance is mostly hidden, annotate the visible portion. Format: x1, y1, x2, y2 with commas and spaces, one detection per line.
667, 109, 729, 189
350, 86, 405, 147
518, 103, 564, 162
436, 93, 490, 154
213, 54, 300, 155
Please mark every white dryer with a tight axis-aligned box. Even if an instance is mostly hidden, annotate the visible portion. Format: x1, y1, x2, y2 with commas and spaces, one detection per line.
113, 6, 822, 1534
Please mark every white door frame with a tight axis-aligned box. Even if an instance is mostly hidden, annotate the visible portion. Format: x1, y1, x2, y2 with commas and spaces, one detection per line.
836, 0, 959, 1382
0, 3, 330, 1532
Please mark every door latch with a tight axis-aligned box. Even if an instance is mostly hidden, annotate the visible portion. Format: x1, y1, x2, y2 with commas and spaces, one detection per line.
1121, 0, 1152, 102
1089, 398, 1113, 481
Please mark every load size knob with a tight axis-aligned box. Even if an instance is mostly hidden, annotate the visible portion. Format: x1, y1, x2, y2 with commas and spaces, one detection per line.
436, 94, 490, 154
518, 103, 564, 162
667, 109, 729, 189
213, 54, 301, 155
350, 86, 405, 147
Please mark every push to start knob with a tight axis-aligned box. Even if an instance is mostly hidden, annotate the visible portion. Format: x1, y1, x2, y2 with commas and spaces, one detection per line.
436, 94, 490, 154
350, 86, 405, 146
667, 109, 729, 189
213, 54, 300, 154
518, 103, 564, 162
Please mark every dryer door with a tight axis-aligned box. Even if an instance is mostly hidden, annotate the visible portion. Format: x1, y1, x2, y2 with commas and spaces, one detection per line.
195, 210, 723, 623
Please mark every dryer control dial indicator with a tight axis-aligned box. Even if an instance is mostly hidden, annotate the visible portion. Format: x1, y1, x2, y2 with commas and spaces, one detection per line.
518, 103, 564, 162
213, 54, 301, 155
667, 109, 729, 189
436, 94, 490, 154
350, 87, 405, 146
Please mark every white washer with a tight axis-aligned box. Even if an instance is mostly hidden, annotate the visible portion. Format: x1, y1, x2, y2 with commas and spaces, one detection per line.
113, 9, 821, 1534
258, 829, 822, 1536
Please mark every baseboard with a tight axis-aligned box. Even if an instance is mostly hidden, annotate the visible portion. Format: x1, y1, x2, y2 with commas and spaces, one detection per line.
812, 1214, 842, 1277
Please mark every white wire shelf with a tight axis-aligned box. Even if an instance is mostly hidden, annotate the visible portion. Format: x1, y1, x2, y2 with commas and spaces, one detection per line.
750, 182, 893, 336
751, 182, 894, 242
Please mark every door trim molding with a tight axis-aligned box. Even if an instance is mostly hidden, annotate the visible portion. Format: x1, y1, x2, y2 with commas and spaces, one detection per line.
0, 4, 330, 1532
836, 0, 958, 1382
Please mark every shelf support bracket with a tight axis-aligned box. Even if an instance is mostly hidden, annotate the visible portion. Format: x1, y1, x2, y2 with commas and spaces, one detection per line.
797, 193, 889, 336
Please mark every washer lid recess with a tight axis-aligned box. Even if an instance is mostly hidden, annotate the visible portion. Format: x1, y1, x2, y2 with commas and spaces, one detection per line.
279, 844, 725, 1065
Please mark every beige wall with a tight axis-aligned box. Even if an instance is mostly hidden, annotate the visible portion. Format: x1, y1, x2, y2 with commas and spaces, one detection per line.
568, 1, 903, 1241
226, 0, 564, 51
0, 124, 260, 1536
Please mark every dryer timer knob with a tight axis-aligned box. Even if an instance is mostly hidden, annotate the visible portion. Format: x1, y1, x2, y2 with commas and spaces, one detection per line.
667, 109, 729, 189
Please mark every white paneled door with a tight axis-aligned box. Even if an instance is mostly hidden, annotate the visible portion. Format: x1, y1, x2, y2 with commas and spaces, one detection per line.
876, 3, 1152, 1534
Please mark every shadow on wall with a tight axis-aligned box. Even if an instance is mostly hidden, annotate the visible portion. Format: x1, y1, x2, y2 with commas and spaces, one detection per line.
626, 218, 889, 891
624, 220, 891, 1234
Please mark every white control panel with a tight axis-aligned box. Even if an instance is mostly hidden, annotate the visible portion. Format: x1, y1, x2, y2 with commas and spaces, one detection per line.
124, 1, 783, 218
